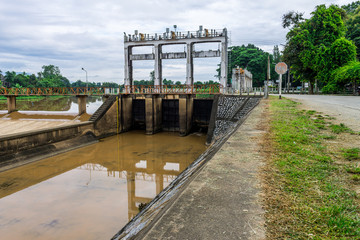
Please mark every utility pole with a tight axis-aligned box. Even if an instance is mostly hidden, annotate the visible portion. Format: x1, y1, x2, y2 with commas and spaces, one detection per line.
287, 68, 290, 93
265, 55, 270, 99
81, 68, 88, 90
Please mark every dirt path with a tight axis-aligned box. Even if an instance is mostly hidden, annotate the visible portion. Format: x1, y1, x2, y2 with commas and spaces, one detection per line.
281, 95, 360, 132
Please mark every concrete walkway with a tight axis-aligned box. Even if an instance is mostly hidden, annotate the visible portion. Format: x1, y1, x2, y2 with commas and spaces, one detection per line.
0, 112, 91, 136
142, 101, 267, 240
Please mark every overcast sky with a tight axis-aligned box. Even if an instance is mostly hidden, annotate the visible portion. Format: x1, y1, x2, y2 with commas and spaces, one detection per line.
0, 0, 353, 84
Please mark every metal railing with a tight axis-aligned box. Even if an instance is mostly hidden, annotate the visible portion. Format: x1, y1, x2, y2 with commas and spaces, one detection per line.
0, 84, 223, 96
122, 84, 222, 94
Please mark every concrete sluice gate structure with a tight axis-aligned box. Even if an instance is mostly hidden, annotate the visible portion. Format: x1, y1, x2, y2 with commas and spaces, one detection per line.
0, 26, 263, 240
124, 26, 228, 89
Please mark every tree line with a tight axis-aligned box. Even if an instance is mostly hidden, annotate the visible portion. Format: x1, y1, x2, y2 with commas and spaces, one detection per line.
0, 66, 219, 89
282, 1, 360, 95
0, 65, 119, 88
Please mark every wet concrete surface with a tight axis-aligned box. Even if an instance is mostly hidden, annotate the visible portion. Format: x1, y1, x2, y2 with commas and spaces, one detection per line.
0, 113, 90, 136
0, 131, 207, 240
142, 101, 266, 240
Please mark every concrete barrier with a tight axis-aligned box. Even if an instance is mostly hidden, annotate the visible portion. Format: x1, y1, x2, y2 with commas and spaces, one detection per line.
0, 122, 94, 162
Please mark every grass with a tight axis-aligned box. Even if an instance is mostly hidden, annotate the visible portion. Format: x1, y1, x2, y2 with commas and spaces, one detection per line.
345, 164, 360, 174
0, 96, 45, 101
330, 123, 352, 134
0, 95, 67, 102
265, 97, 360, 239
342, 148, 360, 161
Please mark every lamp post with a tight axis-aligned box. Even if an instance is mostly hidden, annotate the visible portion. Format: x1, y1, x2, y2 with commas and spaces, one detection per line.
81, 67, 88, 91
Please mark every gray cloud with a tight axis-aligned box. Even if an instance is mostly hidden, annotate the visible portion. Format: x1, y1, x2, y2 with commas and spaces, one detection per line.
0, 0, 349, 83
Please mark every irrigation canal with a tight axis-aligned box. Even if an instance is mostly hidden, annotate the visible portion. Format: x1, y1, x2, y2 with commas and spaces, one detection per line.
0, 130, 207, 239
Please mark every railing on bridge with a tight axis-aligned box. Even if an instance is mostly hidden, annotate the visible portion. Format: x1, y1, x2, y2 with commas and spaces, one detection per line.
0, 84, 223, 96
122, 84, 222, 94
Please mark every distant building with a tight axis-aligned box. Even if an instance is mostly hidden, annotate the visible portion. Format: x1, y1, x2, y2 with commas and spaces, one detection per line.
231, 66, 253, 93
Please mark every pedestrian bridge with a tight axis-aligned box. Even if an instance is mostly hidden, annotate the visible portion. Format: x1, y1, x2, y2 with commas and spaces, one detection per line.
0, 84, 223, 115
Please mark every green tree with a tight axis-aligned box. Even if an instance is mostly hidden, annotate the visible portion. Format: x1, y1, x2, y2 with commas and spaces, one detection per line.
0, 70, 4, 87
4, 71, 17, 87
273, 45, 281, 63
149, 70, 155, 82
228, 44, 270, 87
282, 11, 304, 28
342, 1, 360, 14
283, 4, 355, 93
316, 37, 357, 83
14, 72, 30, 88
102, 82, 119, 88
163, 78, 174, 85
344, 6, 360, 58
38, 65, 71, 87
326, 61, 360, 95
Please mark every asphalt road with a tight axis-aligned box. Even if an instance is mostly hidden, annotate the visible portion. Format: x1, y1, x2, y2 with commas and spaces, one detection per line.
281, 94, 360, 132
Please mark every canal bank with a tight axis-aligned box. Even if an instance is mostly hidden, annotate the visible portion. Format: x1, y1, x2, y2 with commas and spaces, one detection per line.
139, 100, 267, 239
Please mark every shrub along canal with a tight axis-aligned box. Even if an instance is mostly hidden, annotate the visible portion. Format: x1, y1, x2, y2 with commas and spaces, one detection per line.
0, 130, 207, 239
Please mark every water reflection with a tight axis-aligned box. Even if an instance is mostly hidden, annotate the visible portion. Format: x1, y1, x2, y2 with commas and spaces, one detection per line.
0, 131, 207, 240
0, 96, 103, 115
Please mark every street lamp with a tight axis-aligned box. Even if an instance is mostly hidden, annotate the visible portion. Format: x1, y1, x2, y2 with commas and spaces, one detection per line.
81, 67, 88, 90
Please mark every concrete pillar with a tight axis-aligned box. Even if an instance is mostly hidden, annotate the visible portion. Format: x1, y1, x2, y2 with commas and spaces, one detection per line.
145, 95, 154, 135
186, 43, 194, 86
154, 44, 162, 91
77, 95, 87, 115
145, 95, 162, 134
179, 94, 193, 136
220, 29, 228, 91
122, 95, 133, 131
124, 46, 133, 88
6, 96, 16, 113
154, 95, 162, 133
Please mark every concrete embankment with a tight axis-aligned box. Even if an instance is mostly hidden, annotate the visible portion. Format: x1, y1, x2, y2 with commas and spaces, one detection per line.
140, 100, 266, 239
0, 122, 96, 171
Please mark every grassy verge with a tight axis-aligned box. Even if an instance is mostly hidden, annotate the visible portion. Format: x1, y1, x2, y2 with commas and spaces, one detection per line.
264, 97, 360, 239
0, 96, 67, 102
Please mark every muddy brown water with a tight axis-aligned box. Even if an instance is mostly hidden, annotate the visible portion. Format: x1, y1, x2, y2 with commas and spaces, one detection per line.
0, 131, 207, 240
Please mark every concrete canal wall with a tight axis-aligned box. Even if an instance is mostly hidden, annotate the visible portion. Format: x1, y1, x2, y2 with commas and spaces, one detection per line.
0, 122, 95, 170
